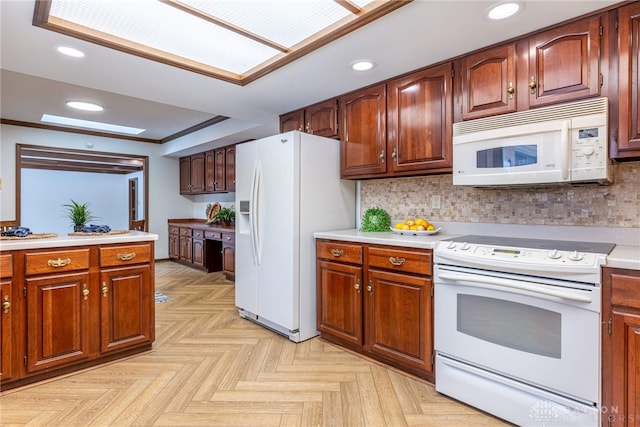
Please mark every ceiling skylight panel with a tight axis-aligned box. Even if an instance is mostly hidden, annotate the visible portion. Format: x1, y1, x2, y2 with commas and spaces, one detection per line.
179, 0, 353, 48
49, 0, 279, 74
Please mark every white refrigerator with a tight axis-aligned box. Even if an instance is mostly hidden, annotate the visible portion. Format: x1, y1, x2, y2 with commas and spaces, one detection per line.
235, 131, 355, 342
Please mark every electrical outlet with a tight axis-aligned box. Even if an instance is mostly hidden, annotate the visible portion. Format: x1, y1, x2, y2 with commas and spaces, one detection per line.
431, 195, 441, 209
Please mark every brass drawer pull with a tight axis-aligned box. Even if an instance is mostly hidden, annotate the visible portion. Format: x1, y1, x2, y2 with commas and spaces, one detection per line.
2, 295, 10, 314
82, 284, 89, 300
330, 249, 344, 257
389, 256, 406, 266
48, 258, 71, 268
116, 252, 136, 261
226, 236, 232, 241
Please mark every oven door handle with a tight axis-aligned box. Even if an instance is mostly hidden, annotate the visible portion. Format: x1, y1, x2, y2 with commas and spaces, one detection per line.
437, 273, 592, 303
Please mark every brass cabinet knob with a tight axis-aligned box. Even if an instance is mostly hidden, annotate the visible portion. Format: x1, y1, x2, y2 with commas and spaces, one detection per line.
82, 284, 89, 300
355, 278, 361, 293
528, 76, 537, 93
506, 81, 515, 98
2, 295, 9, 314
367, 280, 373, 294
102, 282, 109, 297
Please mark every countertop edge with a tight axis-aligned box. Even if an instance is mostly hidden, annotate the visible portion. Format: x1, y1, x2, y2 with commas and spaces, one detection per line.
0, 231, 159, 251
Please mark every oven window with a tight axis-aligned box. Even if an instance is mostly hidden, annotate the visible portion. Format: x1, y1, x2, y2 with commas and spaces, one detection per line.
476, 145, 537, 168
457, 295, 561, 358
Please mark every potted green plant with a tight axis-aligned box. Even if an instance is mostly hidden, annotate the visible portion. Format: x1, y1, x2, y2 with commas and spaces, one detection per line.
212, 206, 235, 227
63, 199, 97, 231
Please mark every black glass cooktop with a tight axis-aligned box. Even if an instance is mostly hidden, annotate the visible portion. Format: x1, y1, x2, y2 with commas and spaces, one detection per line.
446, 235, 616, 255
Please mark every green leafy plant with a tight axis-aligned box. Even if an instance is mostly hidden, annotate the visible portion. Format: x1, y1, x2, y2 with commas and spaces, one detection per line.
213, 207, 235, 225
360, 207, 391, 232
63, 199, 98, 230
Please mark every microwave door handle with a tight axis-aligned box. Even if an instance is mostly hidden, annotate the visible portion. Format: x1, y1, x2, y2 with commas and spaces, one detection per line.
561, 120, 570, 181
437, 272, 592, 303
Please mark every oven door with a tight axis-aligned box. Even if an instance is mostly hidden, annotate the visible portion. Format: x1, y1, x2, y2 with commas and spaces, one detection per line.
434, 264, 600, 405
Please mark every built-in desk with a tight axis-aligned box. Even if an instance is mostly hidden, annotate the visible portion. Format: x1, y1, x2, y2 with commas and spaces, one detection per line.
168, 219, 235, 280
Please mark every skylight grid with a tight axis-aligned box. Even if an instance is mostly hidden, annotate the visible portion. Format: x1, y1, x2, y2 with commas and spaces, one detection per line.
49, 0, 279, 74
180, 0, 353, 48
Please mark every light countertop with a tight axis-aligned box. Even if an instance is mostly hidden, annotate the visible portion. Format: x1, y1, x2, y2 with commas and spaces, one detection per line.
0, 230, 158, 251
315, 223, 640, 271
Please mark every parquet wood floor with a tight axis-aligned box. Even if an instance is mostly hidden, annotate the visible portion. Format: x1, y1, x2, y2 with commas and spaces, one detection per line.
0, 261, 510, 426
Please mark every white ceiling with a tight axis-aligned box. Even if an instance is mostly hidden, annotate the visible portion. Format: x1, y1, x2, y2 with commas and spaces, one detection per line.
0, 1, 620, 157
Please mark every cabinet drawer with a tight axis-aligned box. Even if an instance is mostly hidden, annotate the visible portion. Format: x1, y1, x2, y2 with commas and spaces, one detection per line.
611, 274, 640, 308
193, 229, 204, 239
25, 249, 90, 275
100, 244, 151, 267
0, 254, 12, 278
222, 233, 235, 245
205, 231, 221, 240
168, 225, 180, 235
179, 228, 192, 237
367, 246, 432, 276
316, 240, 362, 265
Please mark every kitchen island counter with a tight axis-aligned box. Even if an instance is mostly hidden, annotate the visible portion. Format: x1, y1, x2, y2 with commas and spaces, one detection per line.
0, 230, 158, 251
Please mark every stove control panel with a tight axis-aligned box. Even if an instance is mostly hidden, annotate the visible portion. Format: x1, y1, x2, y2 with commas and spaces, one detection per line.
437, 241, 600, 268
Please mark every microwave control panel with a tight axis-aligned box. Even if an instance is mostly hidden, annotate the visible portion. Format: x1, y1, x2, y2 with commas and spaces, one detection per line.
571, 124, 609, 182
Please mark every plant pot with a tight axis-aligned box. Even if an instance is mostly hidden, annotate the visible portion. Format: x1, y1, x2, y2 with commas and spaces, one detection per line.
74, 225, 85, 232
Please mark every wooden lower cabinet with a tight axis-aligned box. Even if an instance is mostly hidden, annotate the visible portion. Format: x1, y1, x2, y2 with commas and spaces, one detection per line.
602, 267, 640, 426
316, 239, 434, 381
100, 265, 152, 354
1, 241, 155, 391
26, 272, 92, 373
222, 232, 235, 279
0, 254, 15, 382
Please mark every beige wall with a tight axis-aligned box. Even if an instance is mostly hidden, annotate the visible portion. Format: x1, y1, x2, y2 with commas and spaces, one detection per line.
361, 161, 639, 228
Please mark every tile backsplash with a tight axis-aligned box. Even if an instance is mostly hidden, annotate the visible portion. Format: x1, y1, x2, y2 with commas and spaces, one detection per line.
360, 161, 639, 228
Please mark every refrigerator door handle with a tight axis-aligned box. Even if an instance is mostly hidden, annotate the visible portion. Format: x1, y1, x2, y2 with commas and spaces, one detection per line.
250, 160, 262, 265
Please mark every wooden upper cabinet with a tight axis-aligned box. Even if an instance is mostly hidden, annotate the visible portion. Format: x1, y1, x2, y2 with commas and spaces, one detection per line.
225, 145, 236, 192
213, 148, 226, 192
614, 2, 640, 158
387, 63, 453, 174
179, 157, 191, 194
522, 15, 602, 109
279, 99, 338, 138
339, 83, 387, 178
205, 150, 215, 193
459, 44, 517, 120
305, 99, 338, 138
280, 109, 304, 133
189, 153, 206, 194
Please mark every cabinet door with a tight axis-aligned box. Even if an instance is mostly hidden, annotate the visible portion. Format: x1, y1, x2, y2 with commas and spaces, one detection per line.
460, 44, 517, 120
205, 150, 216, 193
214, 148, 226, 192
387, 63, 453, 174
316, 260, 363, 348
306, 99, 338, 138
222, 245, 235, 278
365, 269, 432, 374
100, 265, 152, 353
524, 15, 602, 108
179, 157, 191, 194
190, 153, 206, 194
0, 280, 14, 382
609, 309, 640, 427
225, 145, 236, 192
180, 236, 192, 262
280, 109, 304, 133
615, 2, 640, 158
339, 83, 387, 178
26, 272, 91, 372
192, 238, 205, 267
168, 233, 180, 259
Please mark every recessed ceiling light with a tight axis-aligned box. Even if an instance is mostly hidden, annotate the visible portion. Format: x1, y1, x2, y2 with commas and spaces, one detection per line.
350, 60, 376, 71
56, 46, 85, 58
66, 101, 104, 112
41, 114, 145, 135
486, 2, 523, 20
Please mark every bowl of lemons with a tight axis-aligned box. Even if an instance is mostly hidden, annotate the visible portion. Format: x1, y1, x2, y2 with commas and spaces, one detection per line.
391, 218, 441, 236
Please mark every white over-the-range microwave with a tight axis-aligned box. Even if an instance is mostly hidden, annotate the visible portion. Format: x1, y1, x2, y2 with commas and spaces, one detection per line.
452, 97, 612, 187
